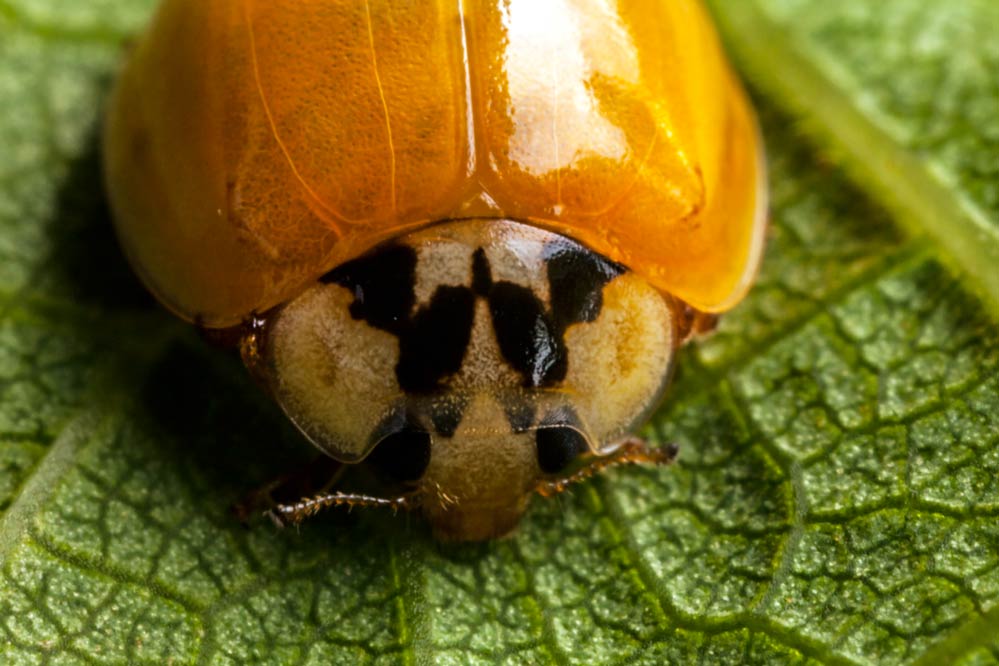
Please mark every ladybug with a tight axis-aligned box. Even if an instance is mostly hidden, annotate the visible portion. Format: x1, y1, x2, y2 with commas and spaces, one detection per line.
103, 0, 766, 540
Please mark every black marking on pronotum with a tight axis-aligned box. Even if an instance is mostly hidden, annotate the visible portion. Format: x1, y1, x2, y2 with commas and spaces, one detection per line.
322, 244, 417, 335
544, 239, 625, 330
325, 243, 476, 394
396, 285, 476, 393
488, 282, 567, 387
471, 248, 493, 296
322, 233, 624, 399
471, 244, 569, 388
484, 238, 624, 389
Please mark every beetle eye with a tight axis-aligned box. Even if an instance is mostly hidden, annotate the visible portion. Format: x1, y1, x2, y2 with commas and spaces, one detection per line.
367, 429, 431, 482
536, 426, 589, 474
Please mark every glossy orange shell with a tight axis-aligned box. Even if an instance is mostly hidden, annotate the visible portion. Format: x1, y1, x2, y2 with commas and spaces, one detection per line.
104, 0, 766, 328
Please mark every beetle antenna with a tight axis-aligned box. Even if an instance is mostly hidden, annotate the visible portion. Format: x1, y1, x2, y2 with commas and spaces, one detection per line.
535, 437, 679, 498
267, 490, 419, 527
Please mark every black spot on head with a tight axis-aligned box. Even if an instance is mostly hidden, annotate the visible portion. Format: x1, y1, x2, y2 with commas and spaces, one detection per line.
367, 428, 431, 482
504, 398, 536, 433
544, 240, 625, 330
429, 395, 468, 438
535, 426, 589, 474
397, 285, 476, 393
488, 282, 567, 388
321, 244, 417, 334
471, 248, 492, 296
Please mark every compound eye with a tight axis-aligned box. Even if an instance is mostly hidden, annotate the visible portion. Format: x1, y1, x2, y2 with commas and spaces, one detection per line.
535, 426, 589, 474
367, 429, 431, 482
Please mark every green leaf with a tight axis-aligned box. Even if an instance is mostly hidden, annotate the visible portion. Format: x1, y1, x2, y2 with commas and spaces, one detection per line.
1, 0, 997, 664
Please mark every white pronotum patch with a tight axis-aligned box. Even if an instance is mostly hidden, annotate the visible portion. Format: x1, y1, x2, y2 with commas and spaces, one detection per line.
266, 283, 402, 462
410, 221, 552, 310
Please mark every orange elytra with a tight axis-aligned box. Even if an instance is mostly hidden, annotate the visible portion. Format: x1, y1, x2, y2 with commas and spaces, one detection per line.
104, 0, 766, 540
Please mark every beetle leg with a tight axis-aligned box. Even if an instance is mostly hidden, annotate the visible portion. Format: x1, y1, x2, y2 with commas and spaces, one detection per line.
673, 300, 720, 344
534, 437, 679, 498
267, 491, 419, 527
231, 454, 344, 524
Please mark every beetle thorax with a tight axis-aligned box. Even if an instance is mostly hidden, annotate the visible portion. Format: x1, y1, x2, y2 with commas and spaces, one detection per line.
256, 219, 676, 539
